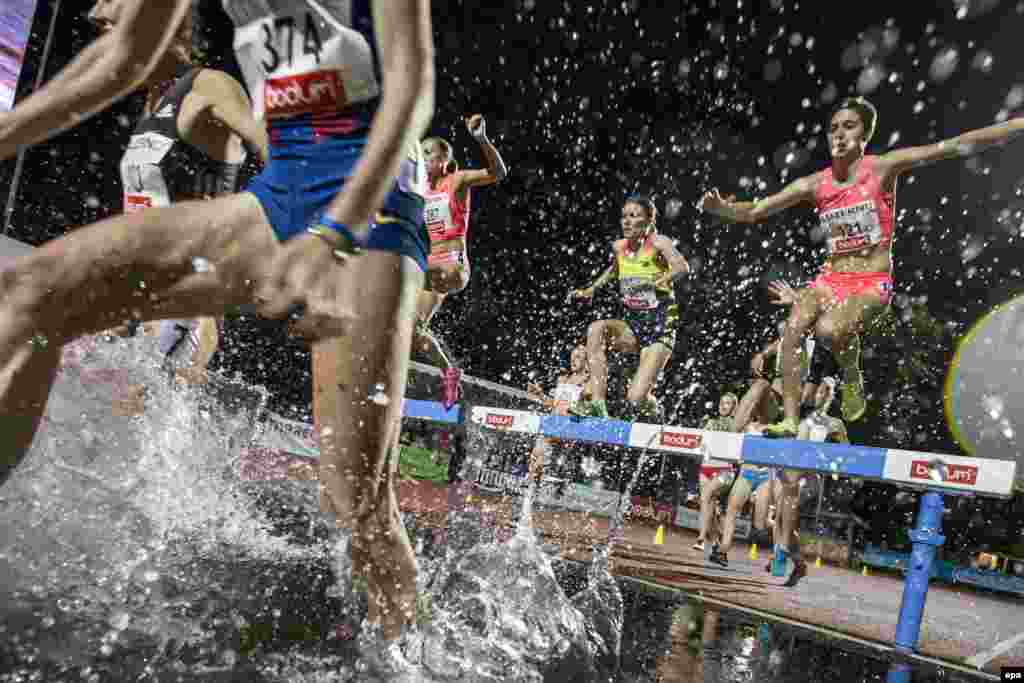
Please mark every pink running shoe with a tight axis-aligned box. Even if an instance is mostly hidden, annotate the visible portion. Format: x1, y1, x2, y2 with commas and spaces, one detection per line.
441, 367, 463, 410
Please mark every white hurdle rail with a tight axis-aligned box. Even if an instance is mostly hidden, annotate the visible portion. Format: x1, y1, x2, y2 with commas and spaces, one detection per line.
469, 406, 1018, 498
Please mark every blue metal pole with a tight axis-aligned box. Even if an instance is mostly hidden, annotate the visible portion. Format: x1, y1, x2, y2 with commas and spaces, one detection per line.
886, 491, 946, 683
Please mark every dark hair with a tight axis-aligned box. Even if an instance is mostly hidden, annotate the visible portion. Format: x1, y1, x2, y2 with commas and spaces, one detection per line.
831, 96, 878, 144
624, 194, 658, 224
423, 137, 459, 174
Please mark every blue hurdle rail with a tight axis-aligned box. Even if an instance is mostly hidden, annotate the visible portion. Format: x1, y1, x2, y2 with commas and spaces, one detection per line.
454, 404, 1017, 682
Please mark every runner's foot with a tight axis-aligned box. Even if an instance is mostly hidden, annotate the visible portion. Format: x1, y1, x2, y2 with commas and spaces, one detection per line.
763, 417, 798, 439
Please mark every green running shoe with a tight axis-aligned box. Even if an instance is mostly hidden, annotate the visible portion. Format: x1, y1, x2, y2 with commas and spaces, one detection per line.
763, 417, 798, 439
570, 399, 609, 419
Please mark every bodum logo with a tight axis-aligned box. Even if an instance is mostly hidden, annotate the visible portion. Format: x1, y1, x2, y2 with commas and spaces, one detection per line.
659, 431, 702, 450
264, 70, 347, 119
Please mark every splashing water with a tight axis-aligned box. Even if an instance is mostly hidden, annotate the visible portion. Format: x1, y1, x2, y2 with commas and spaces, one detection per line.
0, 333, 325, 677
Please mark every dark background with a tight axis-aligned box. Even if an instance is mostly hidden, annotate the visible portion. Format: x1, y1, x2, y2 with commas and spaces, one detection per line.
4, 0, 1024, 460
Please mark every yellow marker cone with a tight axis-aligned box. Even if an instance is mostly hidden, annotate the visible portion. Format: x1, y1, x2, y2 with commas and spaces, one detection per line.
815, 556, 823, 569
749, 543, 759, 560
862, 565, 869, 577
654, 525, 665, 546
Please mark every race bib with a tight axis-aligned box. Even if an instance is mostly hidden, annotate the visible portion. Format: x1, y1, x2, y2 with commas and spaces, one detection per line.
120, 131, 174, 212
820, 200, 883, 255
620, 277, 658, 310
229, 3, 382, 122
122, 132, 173, 167
423, 194, 452, 236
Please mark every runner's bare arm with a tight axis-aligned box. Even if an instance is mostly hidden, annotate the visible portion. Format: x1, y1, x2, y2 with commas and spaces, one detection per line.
652, 234, 690, 287
880, 117, 1024, 176
453, 114, 509, 192
0, 0, 193, 160
699, 175, 817, 224
575, 261, 618, 298
322, 0, 435, 232
195, 70, 269, 166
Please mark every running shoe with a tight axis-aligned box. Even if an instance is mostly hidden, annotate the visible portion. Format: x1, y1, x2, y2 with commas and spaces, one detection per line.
839, 370, 867, 423
762, 417, 798, 439
441, 367, 462, 411
692, 539, 705, 552
708, 545, 729, 568
783, 559, 808, 588
570, 399, 609, 419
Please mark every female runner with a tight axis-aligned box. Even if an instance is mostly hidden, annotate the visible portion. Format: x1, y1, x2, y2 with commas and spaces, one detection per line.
568, 196, 690, 419
701, 97, 1024, 437
417, 114, 508, 408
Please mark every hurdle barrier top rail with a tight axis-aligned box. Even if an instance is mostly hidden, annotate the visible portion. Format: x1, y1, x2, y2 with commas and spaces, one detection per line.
466, 406, 1017, 499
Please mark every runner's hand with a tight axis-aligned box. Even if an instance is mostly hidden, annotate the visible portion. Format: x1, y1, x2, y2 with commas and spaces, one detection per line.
751, 352, 765, 377
255, 233, 356, 341
466, 114, 487, 141
698, 188, 727, 214
527, 382, 545, 400
698, 190, 740, 215
567, 287, 593, 303
767, 280, 798, 306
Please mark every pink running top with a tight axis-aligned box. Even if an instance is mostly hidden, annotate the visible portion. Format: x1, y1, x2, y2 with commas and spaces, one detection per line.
814, 155, 895, 257
422, 174, 471, 244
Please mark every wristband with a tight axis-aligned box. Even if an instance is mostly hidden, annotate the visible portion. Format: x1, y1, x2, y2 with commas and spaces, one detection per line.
306, 215, 364, 259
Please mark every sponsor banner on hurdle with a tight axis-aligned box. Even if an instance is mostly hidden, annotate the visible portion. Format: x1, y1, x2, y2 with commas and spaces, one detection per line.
629, 423, 743, 462
470, 406, 541, 435
882, 450, 1015, 497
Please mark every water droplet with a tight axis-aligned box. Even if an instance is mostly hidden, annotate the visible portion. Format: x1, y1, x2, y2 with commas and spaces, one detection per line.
370, 383, 390, 406
972, 50, 994, 73
930, 47, 960, 83
857, 63, 886, 93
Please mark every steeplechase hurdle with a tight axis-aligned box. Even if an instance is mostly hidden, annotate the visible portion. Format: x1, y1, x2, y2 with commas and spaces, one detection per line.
396, 390, 1016, 683
248, 359, 1015, 683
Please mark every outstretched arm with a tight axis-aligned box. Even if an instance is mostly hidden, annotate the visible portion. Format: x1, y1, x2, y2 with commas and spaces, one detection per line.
880, 117, 1024, 176
569, 260, 618, 301
699, 174, 817, 224
452, 114, 508, 193
0, 0, 193, 160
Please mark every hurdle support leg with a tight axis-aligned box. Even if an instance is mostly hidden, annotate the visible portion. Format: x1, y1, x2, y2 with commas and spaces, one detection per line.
886, 491, 945, 683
